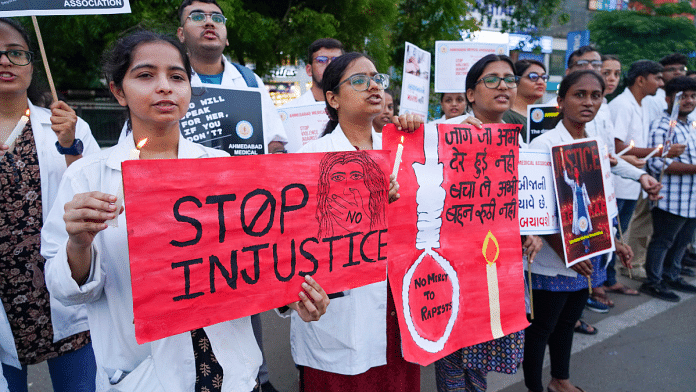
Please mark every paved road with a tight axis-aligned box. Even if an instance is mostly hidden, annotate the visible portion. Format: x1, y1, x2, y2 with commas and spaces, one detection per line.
26, 276, 696, 391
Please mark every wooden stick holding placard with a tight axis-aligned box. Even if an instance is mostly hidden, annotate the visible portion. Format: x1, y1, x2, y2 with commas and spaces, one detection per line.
30, 16, 58, 103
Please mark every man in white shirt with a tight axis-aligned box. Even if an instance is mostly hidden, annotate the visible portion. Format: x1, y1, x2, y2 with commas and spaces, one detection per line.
609, 60, 688, 279
281, 39, 344, 152
177, 0, 287, 154
290, 38, 345, 106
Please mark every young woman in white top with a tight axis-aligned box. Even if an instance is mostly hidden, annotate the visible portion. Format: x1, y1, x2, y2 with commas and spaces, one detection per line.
41, 30, 329, 392
294, 52, 420, 392
0, 17, 99, 392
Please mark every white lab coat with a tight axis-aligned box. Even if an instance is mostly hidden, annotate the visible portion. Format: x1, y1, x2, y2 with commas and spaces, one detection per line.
42, 134, 262, 392
0, 100, 99, 370
291, 125, 388, 375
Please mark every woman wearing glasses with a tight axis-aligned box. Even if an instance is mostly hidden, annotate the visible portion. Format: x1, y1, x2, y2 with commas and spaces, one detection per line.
503, 59, 549, 142
0, 18, 99, 391
434, 54, 542, 392
293, 52, 421, 392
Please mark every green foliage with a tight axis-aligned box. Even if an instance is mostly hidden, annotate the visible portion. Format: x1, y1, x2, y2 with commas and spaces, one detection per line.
589, 9, 696, 70
18, 0, 567, 91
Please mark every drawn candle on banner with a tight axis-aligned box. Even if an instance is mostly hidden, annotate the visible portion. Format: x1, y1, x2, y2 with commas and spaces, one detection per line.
2, 109, 30, 157
482, 230, 504, 339
107, 138, 147, 227
402, 124, 460, 353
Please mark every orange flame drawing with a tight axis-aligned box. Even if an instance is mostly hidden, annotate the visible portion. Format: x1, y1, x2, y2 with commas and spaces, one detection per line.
482, 231, 500, 266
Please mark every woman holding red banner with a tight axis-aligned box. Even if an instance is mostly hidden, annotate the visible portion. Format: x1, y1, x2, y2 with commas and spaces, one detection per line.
433, 54, 543, 392
292, 52, 421, 392
41, 30, 330, 392
0, 17, 100, 392
524, 70, 636, 392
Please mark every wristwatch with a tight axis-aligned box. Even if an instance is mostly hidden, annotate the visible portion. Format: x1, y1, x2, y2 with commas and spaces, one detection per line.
55, 139, 84, 155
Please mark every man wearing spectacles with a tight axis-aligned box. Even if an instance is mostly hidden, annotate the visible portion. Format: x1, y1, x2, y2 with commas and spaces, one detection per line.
175, 0, 287, 154
566, 45, 603, 75
281, 38, 344, 152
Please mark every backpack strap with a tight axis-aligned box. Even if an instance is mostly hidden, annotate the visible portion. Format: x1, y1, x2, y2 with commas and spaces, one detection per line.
231, 62, 259, 88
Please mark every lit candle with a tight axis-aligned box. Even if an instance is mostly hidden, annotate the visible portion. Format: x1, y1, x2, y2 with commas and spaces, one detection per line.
392, 135, 404, 179
644, 144, 663, 160
3, 109, 30, 156
482, 231, 504, 339
106, 138, 147, 227
616, 140, 634, 157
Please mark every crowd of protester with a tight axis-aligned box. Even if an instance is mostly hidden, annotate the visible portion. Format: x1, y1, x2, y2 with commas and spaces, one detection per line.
1, 1, 695, 391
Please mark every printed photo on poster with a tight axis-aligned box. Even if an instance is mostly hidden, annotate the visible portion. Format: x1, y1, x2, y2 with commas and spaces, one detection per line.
434, 41, 509, 93
551, 139, 615, 267
400, 42, 431, 120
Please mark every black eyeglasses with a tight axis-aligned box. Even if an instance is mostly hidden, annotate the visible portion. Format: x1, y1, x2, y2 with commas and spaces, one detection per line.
664, 65, 687, 73
187, 11, 227, 24
314, 56, 338, 65
571, 60, 603, 70
335, 73, 390, 91
475, 75, 519, 89
525, 72, 549, 83
0, 50, 33, 66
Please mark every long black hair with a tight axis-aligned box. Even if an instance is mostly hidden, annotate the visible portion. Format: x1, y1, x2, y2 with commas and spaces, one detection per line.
321, 52, 369, 135
0, 18, 48, 105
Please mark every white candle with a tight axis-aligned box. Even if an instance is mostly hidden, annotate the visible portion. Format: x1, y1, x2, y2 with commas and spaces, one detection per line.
644, 144, 663, 160
106, 138, 147, 227
3, 109, 30, 156
486, 262, 504, 339
616, 140, 634, 157
391, 136, 404, 179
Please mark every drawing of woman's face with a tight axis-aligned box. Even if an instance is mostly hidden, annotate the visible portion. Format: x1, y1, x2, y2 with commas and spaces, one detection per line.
328, 162, 369, 199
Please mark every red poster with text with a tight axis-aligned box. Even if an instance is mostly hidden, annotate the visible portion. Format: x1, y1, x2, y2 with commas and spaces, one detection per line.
123, 151, 390, 343
384, 123, 529, 366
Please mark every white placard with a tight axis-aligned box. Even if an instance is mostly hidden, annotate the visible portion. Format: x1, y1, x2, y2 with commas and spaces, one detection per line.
399, 42, 431, 120
434, 41, 509, 93
277, 103, 329, 153
518, 149, 559, 235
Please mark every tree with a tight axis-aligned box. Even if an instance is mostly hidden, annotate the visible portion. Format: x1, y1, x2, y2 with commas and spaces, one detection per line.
20, 0, 568, 91
588, 4, 696, 70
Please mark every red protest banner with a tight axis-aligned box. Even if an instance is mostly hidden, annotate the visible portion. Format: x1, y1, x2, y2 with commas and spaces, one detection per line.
551, 138, 615, 267
122, 151, 390, 344
384, 123, 528, 366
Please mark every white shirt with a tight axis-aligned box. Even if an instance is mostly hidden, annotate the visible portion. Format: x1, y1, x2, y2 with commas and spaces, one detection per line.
588, 102, 646, 182
291, 125, 388, 375
609, 88, 650, 200
191, 57, 287, 153
42, 134, 262, 392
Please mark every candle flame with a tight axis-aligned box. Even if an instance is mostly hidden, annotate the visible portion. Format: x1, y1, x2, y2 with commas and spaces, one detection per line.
482, 231, 500, 266
136, 138, 148, 149
629, 140, 634, 148
400, 136, 404, 143
24, 109, 30, 117
658, 144, 663, 149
